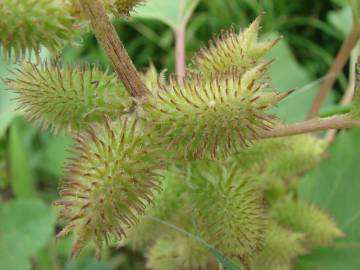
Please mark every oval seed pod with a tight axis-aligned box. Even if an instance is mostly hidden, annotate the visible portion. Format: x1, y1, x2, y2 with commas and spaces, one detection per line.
192, 16, 279, 76
187, 161, 267, 262
263, 135, 327, 178
55, 116, 163, 259
66, 0, 145, 19
144, 64, 292, 159
251, 223, 307, 270
6, 62, 132, 134
127, 165, 188, 248
273, 200, 344, 248
0, 0, 75, 60
110, 0, 146, 17
146, 233, 212, 270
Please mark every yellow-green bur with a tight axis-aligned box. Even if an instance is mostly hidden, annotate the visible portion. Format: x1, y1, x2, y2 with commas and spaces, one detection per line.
0, 0, 75, 60
55, 116, 162, 259
6, 62, 131, 134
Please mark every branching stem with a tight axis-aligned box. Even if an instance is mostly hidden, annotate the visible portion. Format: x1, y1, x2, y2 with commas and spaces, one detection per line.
308, 23, 360, 118
78, 0, 360, 142
257, 114, 360, 139
79, 0, 148, 99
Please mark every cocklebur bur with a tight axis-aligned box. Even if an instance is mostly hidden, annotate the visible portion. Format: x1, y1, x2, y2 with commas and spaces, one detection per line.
6, 62, 131, 134
273, 200, 344, 248
143, 64, 292, 159
55, 116, 163, 259
127, 165, 188, 247
0, 0, 76, 60
111, 0, 146, 17
2, 2, 354, 268
251, 223, 307, 270
146, 233, 212, 270
191, 16, 278, 77
186, 161, 267, 260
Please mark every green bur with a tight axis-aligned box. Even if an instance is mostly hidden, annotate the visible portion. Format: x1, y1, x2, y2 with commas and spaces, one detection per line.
0, 0, 75, 60
7, 62, 131, 133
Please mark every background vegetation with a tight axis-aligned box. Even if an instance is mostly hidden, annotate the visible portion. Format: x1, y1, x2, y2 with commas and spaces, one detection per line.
0, 0, 360, 269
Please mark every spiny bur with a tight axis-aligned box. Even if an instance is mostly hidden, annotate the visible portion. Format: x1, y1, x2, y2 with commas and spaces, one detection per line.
144, 65, 291, 159
128, 166, 187, 247
111, 0, 146, 17
66, 0, 145, 19
229, 135, 326, 204
232, 135, 326, 174
231, 137, 289, 170
55, 116, 162, 259
146, 233, 212, 270
187, 161, 267, 260
6, 62, 131, 134
65, 0, 83, 19
273, 200, 344, 248
252, 223, 307, 270
0, 0, 75, 60
143, 63, 167, 90
236, 135, 326, 184
263, 135, 326, 178
192, 16, 278, 76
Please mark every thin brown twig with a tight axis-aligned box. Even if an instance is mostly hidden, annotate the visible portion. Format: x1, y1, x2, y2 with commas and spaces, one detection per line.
79, 0, 148, 99
257, 114, 360, 139
325, 55, 359, 142
308, 23, 360, 119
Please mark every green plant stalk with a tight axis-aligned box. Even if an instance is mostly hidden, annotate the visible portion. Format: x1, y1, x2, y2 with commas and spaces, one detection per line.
308, 22, 360, 118
319, 104, 352, 118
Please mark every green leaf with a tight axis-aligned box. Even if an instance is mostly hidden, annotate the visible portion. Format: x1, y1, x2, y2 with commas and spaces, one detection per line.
0, 198, 56, 270
266, 34, 335, 122
37, 135, 74, 178
296, 129, 360, 270
327, 5, 353, 37
9, 118, 35, 197
135, 0, 200, 29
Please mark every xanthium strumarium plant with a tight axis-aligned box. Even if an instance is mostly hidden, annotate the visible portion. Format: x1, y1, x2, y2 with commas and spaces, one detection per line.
2, 0, 358, 269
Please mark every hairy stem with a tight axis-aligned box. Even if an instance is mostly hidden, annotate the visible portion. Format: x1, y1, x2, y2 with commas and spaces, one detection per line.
308, 23, 360, 119
257, 114, 360, 139
175, 23, 186, 80
79, 0, 148, 99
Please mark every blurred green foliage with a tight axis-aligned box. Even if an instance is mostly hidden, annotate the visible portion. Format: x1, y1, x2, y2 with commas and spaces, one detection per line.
297, 129, 360, 269
0, 0, 359, 269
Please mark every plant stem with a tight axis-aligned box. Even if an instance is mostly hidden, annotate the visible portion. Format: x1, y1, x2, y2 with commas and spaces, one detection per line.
77, 0, 360, 142
175, 23, 186, 80
257, 114, 360, 139
325, 54, 359, 141
319, 104, 352, 117
308, 23, 360, 119
79, 0, 148, 99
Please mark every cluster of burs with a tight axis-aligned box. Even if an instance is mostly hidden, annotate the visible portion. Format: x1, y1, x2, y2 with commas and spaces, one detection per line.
1, 1, 345, 269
